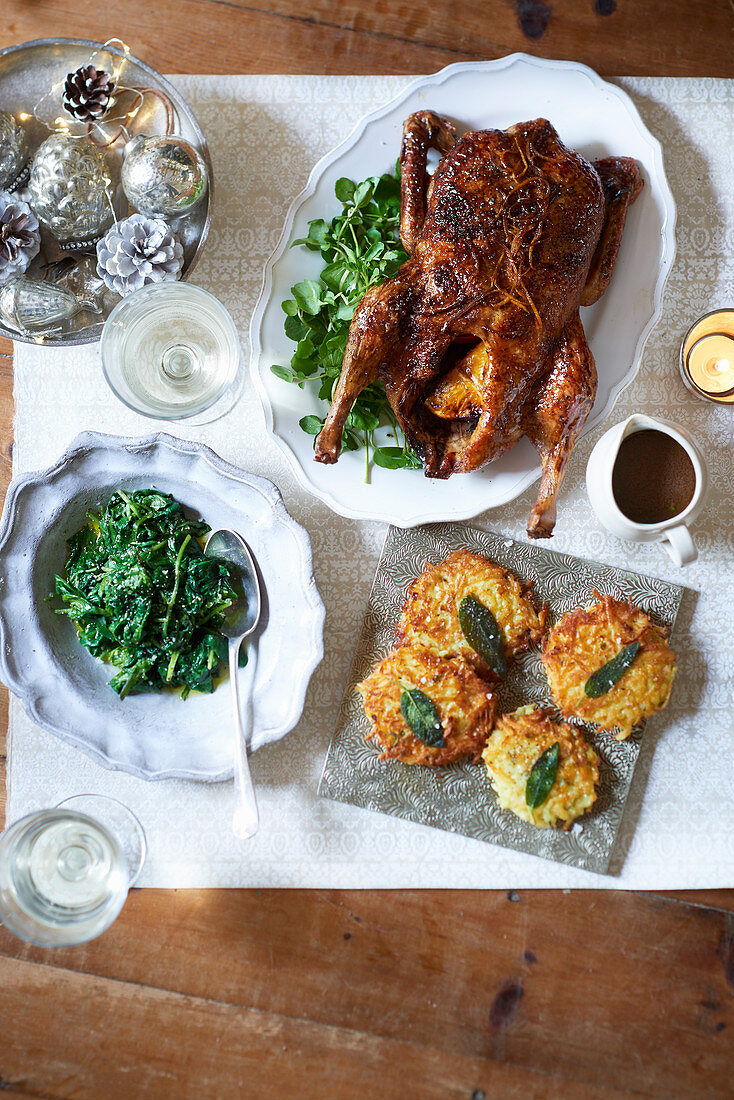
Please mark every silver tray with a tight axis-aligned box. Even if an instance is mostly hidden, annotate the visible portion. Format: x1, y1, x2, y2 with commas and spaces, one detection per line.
0, 38, 213, 347
319, 524, 684, 877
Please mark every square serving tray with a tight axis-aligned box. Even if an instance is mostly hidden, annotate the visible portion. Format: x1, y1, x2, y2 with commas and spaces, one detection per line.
319, 524, 684, 876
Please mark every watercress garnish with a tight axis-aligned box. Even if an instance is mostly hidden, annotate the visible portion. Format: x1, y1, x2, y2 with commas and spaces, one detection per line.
272, 168, 422, 474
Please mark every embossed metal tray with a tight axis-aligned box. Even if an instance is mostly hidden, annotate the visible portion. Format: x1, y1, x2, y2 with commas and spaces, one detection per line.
0, 38, 212, 346
319, 524, 684, 876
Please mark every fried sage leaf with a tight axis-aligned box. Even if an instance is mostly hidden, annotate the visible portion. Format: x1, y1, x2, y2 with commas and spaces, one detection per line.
400, 687, 445, 748
457, 594, 507, 677
584, 641, 640, 698
525, 742, 560, 809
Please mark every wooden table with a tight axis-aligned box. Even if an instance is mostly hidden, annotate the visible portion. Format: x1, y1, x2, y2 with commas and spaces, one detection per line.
1, 5, 733, 1097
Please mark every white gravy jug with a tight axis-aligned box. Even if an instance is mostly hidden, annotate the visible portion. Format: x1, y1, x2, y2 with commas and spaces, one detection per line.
586, 414, 707, 567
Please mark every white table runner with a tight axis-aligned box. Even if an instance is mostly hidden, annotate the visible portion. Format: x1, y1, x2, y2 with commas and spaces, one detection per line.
7, 76, 734, 888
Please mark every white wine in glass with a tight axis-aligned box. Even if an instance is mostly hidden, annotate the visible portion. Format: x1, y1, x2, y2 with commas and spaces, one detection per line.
100, 282, 241, 422
0, 797, 146, 947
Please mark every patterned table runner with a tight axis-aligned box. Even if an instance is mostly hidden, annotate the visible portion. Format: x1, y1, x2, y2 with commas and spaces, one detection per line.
7, 76, 733, 887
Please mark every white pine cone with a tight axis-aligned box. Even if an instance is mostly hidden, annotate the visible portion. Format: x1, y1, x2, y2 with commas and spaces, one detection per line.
63, 65, 115, 123
96, 214, 184, 296
0, 191, 40, 284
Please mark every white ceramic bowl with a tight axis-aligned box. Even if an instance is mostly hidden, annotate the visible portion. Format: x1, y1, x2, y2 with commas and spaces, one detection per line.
0, 432, 325, 782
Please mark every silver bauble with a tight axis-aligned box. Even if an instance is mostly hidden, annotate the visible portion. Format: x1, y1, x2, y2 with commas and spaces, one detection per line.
0, 274, 80, 333
0, 111, 30, 191
121, 134, 208, 218
45, 254, 107, 313
28, 133, 114, 249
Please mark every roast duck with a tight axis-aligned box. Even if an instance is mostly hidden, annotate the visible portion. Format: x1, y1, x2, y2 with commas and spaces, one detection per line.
314, 113, 643, 537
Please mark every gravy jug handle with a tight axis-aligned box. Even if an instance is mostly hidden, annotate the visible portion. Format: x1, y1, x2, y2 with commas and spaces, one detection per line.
663, 523, 697, 567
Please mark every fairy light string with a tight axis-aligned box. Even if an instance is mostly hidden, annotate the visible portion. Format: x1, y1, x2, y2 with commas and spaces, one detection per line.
31, 38, 177, 146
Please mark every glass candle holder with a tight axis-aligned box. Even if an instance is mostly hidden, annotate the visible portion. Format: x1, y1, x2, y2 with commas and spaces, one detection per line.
100, 282, 242, 424
680, 310, 734, 404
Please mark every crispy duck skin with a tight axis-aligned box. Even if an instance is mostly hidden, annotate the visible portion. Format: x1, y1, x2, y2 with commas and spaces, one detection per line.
314, 113, 643, 537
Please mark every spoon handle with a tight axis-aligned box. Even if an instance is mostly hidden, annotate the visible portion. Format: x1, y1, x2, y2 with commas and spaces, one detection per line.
229, 637, 259, 840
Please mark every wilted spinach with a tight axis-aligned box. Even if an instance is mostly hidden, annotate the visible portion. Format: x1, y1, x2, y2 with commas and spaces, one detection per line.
52, 489, 244, 700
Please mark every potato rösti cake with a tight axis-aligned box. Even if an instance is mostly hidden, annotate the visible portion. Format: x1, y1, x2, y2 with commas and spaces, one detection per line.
357, 646, 497, 765
395, 549, 544, 680
542, 591, 677, 740
482, 706, 599, 829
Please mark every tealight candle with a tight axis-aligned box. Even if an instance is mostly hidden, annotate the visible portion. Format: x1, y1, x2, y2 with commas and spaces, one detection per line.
680, 310, 734, 404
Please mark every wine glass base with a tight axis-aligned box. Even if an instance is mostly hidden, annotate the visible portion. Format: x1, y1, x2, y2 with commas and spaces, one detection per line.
56, 795, 147, 886
166, 363, 247, 427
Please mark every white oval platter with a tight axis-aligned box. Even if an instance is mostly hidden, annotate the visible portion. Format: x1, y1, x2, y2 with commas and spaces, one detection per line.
249, 54, 676, 527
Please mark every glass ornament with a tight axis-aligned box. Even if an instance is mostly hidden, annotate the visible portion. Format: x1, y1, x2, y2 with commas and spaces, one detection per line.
121, 134, 208, 218
0, 111, 30, 192
28, 133, 114, 249
0, 275, 80, 333
45, 254, 108, 314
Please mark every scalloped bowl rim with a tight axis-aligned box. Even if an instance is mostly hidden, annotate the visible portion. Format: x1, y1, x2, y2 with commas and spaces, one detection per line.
0, 431, 325, 781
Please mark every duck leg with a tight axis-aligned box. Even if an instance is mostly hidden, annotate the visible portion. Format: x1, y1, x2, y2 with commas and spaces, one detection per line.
524, 313, 597, 539
314, 276, 411, 464
400, 111, 456, 254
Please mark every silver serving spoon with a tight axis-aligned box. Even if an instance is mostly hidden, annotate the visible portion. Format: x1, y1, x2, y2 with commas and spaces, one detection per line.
204, 528, 261, 839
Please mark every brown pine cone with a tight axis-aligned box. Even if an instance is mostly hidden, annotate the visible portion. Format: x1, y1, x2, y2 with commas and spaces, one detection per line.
62, 65, 115, 123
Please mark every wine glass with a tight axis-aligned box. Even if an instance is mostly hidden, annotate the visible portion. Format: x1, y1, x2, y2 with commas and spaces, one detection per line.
0, 795, 146, 948
100, 282, 242, 425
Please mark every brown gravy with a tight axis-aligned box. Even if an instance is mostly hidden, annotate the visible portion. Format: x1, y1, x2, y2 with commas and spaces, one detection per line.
612, 429, 696, 525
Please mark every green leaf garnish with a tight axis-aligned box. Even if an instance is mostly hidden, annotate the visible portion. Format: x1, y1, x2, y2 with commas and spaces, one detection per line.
299, 415, 324, 435
525, 742, 560, 808
334, 177, 355, 203
281, 169, 419, 475
51, 489, 245, 700
457, 594, 507, 678
584, 641, 640, 698
291, 279, 324, 316
400, 687, 445, 748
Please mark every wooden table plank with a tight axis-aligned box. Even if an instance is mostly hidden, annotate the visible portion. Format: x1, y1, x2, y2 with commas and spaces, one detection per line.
0, 336, 12, 828
1, 888, 733, 1097
0, 6, 732, 1097
0, 955, 705, 1100
3, 0, 734, 77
